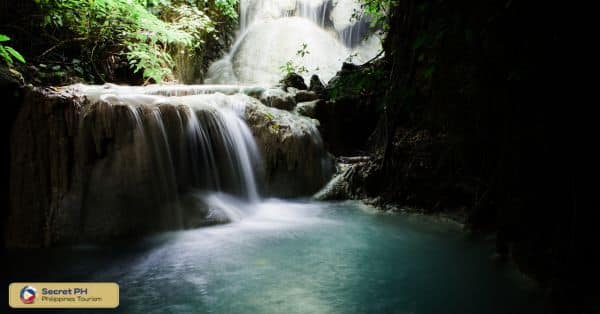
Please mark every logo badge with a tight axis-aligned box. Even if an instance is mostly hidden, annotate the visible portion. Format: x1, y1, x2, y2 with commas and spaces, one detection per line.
19, 286, 36, 304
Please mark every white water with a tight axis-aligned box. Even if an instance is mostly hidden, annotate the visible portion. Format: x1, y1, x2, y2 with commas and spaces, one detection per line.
69, 1, 383, 226
67, 81, 335, 228
206, 0, 382, 85
73, 84, 267, 229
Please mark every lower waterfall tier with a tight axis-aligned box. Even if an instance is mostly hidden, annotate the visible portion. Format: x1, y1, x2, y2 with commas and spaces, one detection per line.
7, 85, 335, 247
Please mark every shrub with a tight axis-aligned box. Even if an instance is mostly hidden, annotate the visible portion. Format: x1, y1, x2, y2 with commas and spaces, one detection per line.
34, 0, 228, 83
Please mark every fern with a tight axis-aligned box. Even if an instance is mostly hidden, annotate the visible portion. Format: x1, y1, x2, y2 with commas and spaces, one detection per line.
215, 0, 239, 20
35, 0, 220, 83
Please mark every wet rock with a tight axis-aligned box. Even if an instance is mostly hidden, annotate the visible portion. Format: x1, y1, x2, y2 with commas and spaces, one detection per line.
240, 86, 266, 99
280, 72, 308, 91
7, 87, 84, 247
341, 62, 360, 72
6, 85, 335, 247
294, 90, 319, 103
309, 74, 325, 94
296, 100, 319, 118
313, 163, 351, 201
314, 157, 372, 201
259, 88, 297, 111
245, 101, 335, 197
286, 87, 300, 95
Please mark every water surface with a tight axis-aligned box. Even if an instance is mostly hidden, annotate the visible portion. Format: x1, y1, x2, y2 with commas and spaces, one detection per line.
7, 199, 543, 314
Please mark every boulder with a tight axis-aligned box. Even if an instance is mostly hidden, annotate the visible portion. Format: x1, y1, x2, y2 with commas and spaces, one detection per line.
259, 88, 297, 111
280, 72, 308, 91
296, 100, 320, 118
309, 74, 325, 94
294, 90, 320, 103
245, 102, 335, 197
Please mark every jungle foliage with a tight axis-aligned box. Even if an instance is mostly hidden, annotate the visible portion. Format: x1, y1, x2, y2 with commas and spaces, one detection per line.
0, 34, 25, 65
4, 0, 238, 84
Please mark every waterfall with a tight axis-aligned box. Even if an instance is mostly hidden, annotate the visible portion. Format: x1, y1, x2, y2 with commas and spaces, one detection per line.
8, 4, 359, 245
74, 85, 265, 234
72, 1, 374, 229
205, 0, 382, 85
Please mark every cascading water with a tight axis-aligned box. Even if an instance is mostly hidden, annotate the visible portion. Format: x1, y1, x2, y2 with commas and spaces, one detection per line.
29, 82, 335, 242
206, 0, 382, 85
63, 0, 381, 230
72, 85, 266, 237
10, 2, 376, 245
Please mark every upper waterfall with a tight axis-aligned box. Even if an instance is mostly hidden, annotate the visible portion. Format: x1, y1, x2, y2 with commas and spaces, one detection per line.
206, 0, 382, 85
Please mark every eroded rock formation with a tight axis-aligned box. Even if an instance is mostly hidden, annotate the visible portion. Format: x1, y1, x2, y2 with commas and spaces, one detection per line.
6, 84, 334, 247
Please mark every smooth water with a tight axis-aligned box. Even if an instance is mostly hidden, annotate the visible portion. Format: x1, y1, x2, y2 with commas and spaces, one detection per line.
7, 199, 543, 314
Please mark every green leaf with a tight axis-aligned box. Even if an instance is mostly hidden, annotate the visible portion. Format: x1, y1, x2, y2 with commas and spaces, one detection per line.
0, 34, 10, 42
0, 46, 13, 64
5, 47, 25, 63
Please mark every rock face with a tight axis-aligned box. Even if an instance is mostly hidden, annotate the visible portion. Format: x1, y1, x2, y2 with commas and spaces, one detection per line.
6, 85, 334, 247
8, 88, 84, 247
314, 157, 372, 201
314, 63, 380, 155
245, 102, 335, 197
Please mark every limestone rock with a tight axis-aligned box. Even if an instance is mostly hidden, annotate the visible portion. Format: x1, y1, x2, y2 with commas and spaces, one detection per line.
296, 100, 319, 118
6, 85, 335, 247
7, 87, 84, 247
245, 101, 335, 197
259, 88, 297, 111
